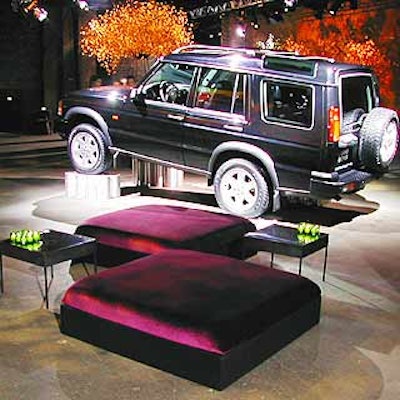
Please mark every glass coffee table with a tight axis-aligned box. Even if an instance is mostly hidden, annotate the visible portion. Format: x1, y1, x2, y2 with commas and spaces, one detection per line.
0, 230, 97, 309
244, 224, 329, 280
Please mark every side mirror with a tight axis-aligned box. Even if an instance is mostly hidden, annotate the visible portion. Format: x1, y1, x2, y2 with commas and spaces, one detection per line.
130, 88, 145, 103
130, 87, 147, 115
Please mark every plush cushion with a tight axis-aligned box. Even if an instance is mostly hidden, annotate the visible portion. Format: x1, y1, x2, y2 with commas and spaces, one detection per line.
62, 249, 320, 355
75, 205, 256, 265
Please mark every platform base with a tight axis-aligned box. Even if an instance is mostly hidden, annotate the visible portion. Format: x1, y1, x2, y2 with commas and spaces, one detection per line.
65, 171, 120, 200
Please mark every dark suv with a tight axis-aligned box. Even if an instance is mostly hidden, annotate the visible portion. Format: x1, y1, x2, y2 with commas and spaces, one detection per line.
55, 45, 399, 217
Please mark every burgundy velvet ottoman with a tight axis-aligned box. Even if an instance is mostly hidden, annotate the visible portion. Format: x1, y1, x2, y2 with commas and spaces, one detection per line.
75, 205, 256, 266
60, 249, 321, 390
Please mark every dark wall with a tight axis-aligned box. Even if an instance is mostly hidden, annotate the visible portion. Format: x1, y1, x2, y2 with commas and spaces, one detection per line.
0, 2, 43, 132
0, 1, 80, 134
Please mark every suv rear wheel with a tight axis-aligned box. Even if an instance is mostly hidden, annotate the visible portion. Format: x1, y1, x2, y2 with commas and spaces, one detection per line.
359, 107, 399, 173
214, 158, 271, 218
68, 123, 111, 174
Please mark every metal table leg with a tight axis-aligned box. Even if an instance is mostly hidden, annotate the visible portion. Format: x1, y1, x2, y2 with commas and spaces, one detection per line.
299, 257, 303, 275
93, 249, 97, 274
322, 245, 329, 281
43, 266, 49, 309
0, 255, 3, 293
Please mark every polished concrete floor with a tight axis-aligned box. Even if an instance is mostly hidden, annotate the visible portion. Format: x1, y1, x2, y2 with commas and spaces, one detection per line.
0, 133, 399, 399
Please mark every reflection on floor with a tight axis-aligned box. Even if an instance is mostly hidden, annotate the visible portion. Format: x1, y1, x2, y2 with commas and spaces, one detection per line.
0, 141, 399, 399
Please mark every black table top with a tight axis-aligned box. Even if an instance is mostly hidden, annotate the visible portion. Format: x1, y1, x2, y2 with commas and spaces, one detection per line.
0, 230, 96, 267
244, 224, 328, 257
246, 224, 327, 245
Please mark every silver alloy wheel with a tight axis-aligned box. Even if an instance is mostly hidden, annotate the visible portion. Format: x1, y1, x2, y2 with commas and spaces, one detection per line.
219, 166, 259, 215
70, 131, 100, 171
380, 120, 398, 164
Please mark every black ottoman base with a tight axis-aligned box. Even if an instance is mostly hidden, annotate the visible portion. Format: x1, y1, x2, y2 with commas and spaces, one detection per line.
60, 298, 320, 390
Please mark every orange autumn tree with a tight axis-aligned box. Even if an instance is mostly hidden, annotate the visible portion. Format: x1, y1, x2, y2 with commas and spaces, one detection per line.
80, 0, 193, 74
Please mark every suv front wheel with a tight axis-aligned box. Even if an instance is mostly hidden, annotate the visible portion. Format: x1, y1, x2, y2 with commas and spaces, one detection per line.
214, 158, 271, 218
68, 123, 112, 175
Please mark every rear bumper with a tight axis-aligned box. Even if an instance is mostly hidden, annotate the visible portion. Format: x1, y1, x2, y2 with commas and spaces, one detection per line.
310, 169, 374, 199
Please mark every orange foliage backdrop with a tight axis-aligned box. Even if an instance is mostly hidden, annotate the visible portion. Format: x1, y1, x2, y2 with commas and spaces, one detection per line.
281, 12, 396, 108
230, 2, 399, 110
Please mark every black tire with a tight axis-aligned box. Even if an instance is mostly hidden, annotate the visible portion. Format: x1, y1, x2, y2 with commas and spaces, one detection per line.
359, 107, 399, 173
214, 158, 271, 218
68, 123, 112, 175
341, 108, 365, 135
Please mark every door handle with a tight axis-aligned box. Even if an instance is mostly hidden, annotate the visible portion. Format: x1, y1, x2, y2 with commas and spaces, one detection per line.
223, 124, 243, 132
167, 114, 185, 121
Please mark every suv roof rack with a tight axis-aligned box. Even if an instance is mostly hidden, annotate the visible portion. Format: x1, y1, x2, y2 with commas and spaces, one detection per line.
173, 45, 256, 56
173, 45, 298, 58
173, 45, 335, 64
298, 55, 336, 63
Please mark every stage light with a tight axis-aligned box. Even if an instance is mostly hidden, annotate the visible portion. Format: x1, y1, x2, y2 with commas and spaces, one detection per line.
236, 25, 246, 38
76, 0, 89, 11
329, 0, 344, 15
11, 1, 49, 22
32, 6, 48, 22
283, 0, 298, 12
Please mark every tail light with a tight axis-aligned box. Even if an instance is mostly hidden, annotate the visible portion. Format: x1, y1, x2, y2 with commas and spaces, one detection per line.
57, 100, 63, 116
328, 106, 341, 143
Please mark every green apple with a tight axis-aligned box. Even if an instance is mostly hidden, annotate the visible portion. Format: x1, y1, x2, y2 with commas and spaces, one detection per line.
311, 225, 320, 236
15, 231, 22, 243
304, 223, 312, 234
26, 231, 34, 243
297, 233, 305, 243
33, 231, 41, 242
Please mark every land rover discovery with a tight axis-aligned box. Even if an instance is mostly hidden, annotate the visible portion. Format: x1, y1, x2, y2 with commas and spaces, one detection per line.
55, 45, 399, 217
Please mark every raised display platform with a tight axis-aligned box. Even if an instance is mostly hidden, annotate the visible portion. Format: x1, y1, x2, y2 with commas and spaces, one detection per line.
65, 171, 121, 201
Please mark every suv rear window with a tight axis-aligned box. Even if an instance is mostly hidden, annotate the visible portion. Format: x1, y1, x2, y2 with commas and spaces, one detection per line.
341, 75, 375, 114
262, 81, 313, 127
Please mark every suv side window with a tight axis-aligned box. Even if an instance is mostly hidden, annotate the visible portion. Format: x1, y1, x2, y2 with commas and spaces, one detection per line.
195, 68, 245, 115
141, 62, 195, 105
262, 81, 312, 127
